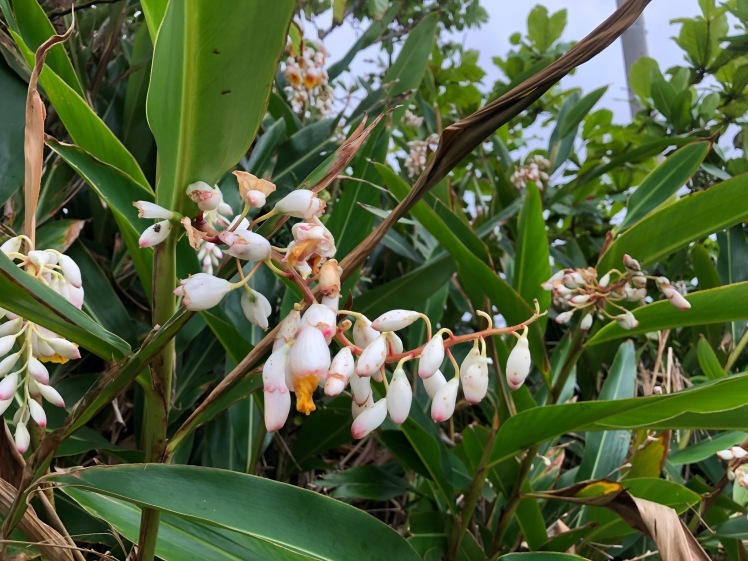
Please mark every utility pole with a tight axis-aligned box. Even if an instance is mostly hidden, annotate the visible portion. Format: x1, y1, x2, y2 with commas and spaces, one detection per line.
616, 0, 649, 117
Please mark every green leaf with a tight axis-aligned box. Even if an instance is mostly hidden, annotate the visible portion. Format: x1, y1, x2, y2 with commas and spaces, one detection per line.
54, 464, 421, 561
557, 86, 607, 139
489, 373, 748, 467
147, 0, 294, 213
384, 14, 437, 98
597, 174, 748, 272
0, 251, 130, 360
668, 430, 747, 465
628, 56, 663, 102
45, 138, 154, 299
514, 183, 550, 324
315, 465, 407, 501
333, 0, 346, 23
34, 219, 85, 253
587, 282, 748, 345
9, 30, 149, 188
0, 61, 25, 205
498, 554, 590, 560
140, 0, 168, 40
697, 336, 726, 379
527, 6, 566, 52
618, 141, 710, 230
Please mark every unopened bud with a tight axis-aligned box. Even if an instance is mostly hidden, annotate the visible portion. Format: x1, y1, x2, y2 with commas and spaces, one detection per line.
319, 259, 342, 296
506, 335, 531, 391
372, 310, 420, 332
139, 220, 172, 248
623, 254, 641, 272
274, 190, 325, 219
431, 378, 459, 422
233, 171, 276, 207
351, 398, 387, 439
325, 347, 355, 397
580, 314, 593, 331
0, 373, 18, 400
387, 367, 412, 424
616, 311, 639, 330
29, 400, 46, 428
356, 334, 388, 377
423, 369, 447, 399
419, 334, 445, 379
174, 274, 233, 311
133, 201, 175, 220
186, 181, 222, 212
14, 422, 30, 454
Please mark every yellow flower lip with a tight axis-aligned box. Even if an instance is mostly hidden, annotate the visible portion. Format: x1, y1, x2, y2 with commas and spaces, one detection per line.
294, 375, 318, 415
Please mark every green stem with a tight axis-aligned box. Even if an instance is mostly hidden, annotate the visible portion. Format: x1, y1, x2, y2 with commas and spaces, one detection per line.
550, 322, 586, 404
137, 233, 177, 561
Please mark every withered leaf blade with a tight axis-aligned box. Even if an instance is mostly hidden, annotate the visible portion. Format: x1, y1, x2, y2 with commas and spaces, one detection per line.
341, 0, 652, 278
528, 479, 710, 561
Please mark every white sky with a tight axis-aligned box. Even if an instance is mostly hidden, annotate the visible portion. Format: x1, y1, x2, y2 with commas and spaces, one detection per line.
323, 0, 706, 123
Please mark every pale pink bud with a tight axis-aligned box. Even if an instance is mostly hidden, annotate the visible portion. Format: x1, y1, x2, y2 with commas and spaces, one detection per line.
319, 260, 342, 296
580, 314, 593, 331
233, 171, 276, 206
356, 334, 388, 377
570, 294, 590, 305
462, 358, 489, 404
139, 220, 172, 248
431, 378, 459, 422
241, 289, 272, 330
67, 284, 84, 309
352, 392, 374, 419
372, 310, 420, 332
37, 383, 65, 407
27, 250, 49, 268
175, 273, 233, 311
0, 318, 23, 337
460, 344, 481, 378
0, 397, 12, 415
301, 303, 337, 343
46, 338, 81, 360
263, 344, 291, 432
274, 190, 325, 219
350, 373, 372, 404
731, 446, 747, 459
717, 449, 735, 461
598, 272, 611, 288
353, 316, 378, 349
351, 398, 387, 439
0, 236, 23, 255
325, 347, 355, 396
616, 311, 639, 330
58, 254, 82, 288
28, 357, 49, 385
321, 294, 340, 312
289, 326, 331, 380
623, 285, 647, 302
14, 422, 30, 454
419, 334, 444, 379
0, 352, 20, 377
631, 274, 647, 288
727, 468, 736, 480
29, 400, 46, 428
274, 309, 301, 349
657, 278, 691, 310
387, 367, 412, 424
220, 230, 271, 262
555, 311, 574, 324
506, 336, 531, 391
0, 335, 16, 356
0, 373, 18, 400
133, 201, 175, 220
186, 181, 222, 211
623, 254, 641, 272
423, 369, 447, 399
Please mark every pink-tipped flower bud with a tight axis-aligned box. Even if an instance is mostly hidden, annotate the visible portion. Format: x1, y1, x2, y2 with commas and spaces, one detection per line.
387, 367, 412, 424
139, 220, 172, 248
387, 332, 403, 355
301, 303, 337, 343
372, 310, 420, 332
28, 357, 49, 385
186, 181, 222, 211
731, 446, 747, 459
46, 338, 81, 360
555, 311, 574, 325
419, 334, 445, 379
58, 254, 82, 288
598, 272, 611, 288
350, 373, 372, 407
0, 352, 20, 377
133, 200, 175, 220
38, 383, 65, 407
274, 189, 325, 219
656, 277, 691, 311
325, 347, 355, 397
220, 230, 271, 262
351, 398, 387, 439
241, 288, 272, 330
0, 335, 16, 357
233, 171, 276, 207
580, 314, 593, 331
174, 273, 233, 311
462, 358, 489, 404
356, 333, 388, 377
263, 344, 291, 432
431, 378, 459, 422
0, 373, 18, 400
717, 449, 735, 461
14, 422, 30, 454
506, 335, 531, 391
29, 400, 46, 428
353, 315, 378, 349
289, 326, 331, 381
0, 318, 23, 338
423, 369, 447, 399
0, 397, 12, 416
623, 254, 641, 272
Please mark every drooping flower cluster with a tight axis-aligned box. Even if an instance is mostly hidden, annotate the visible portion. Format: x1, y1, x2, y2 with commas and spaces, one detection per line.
0, 237, 74, 452
282, 40, 333, 115
403, 109, 424, 129
510, 156, 550, 190
543, 254, 691, 331
716, 445, 748, 488
404, 134, 440, 179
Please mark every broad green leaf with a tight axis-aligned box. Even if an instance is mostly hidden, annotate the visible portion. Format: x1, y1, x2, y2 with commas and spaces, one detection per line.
514, 183, 550, 325
45, 138, 154, 298
9, 31, 149, 188
628, 56, 663, 102
140, 0, 168, 40
328, 6, 397, 80
147, 0, 294, 213
34, 219, 84, 252
597, 174, 748, 272
384, 13, 437, 98
489, 373, 748, 467
122, 24, 155, 171
651, 78, 676, 120
578, 342, 636, 481
548, 92, 579, 172
315, 465, 407, 501
697, 336, 726, 379
0, 62, 25, 205
272, 118, 338, 187
0, 251, 130, 360
53, 464, 422, 561
668, 431, 748, 465
557, 86, 607, 139
618, 141, 710, 230
587, 282, 748, 345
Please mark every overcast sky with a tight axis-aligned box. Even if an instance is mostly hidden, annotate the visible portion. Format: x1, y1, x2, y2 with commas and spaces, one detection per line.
323, 0, 705, 123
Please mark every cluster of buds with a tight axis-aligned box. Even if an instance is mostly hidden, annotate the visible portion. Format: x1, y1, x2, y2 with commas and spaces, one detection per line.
282, 40, 333, 115
404, 134, 439, 179
542, 255, 691, 331
717, 445, 748, 488
403, 109, 424, 129
510, 156, 550, 190
0, 236, 74, 453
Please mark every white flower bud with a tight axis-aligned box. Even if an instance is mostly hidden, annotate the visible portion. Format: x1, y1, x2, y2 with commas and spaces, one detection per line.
300, 303, 337, 343
139, 220, 172, 248
0, 318, 24, 338
731, 446, 747, 459
321, 294, 340, 312
570, 294, 590, 305
288, 326, 331, 380
220, 230, 271, 262
0, 335, 16, 357
58, 254, 82, 288
14, 422, 30, 454
717, 449, 735, 461
0, 373, 18, 400
555, 311, 574, 324
274, 189, 325, 219
419, 334, 444, 379
598, 272, 611, 288
423, 369, 447, 399
580, 314, 593, 331
623, 254, 641, 272
37, 383, 65, 407
233, 171, 276, 206
353, 316, 378, 349
351, 398, 387, 439
506, 336, 531, 391
462, 358, 489, 404
356, 333, 388, 377
46, 338, 81, 360
27, 250, 49, 268
67, 284, 85, 309
387, 367, 412, 424
0, 352, 20, 377
387, 332, 403, 355
631, 274, 647, 288
325, 347, 354, 397
29, 400, 46, 428
350, 373, 372, 406
431, 378, 459, 422
174, 274, 233, 311
241, 289, 272, 330
133, 201, 175, 220
657, 279, 691, 311
616, 311, 639, 330
0, 397, 12, 416
28, 357, 49, 385
352, 392, 374, 419
186, 181, 222, 211
371, 310, 420, 332
263, 344, 291, 432
0, 236, 23, 255
274, 309, 301, 349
